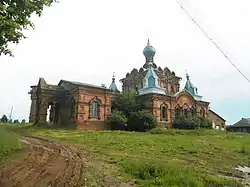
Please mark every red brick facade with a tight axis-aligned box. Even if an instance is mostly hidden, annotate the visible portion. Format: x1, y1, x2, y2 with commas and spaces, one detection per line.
29, 40, 226, 130
29, 79, 116, 130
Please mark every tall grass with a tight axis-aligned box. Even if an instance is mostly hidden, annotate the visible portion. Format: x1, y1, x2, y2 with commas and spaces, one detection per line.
18, 125, 250, 186
119, 159, 242, 187
0, 125, 21, 164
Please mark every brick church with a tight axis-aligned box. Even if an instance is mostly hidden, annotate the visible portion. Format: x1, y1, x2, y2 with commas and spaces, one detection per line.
28, 40, 226, 130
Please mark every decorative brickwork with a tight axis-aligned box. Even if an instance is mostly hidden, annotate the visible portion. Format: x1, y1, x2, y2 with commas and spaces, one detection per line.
29, 40, 226, 130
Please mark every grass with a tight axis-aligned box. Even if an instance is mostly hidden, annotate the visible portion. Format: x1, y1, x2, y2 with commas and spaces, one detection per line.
0, 124, 21, 165
5, 124, 250, 186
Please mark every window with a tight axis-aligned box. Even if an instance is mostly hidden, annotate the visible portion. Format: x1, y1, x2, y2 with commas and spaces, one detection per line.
200, 108, 205, 118
161, 106, 167, 121
92, 101, 99, 117
148, 76, 156, 87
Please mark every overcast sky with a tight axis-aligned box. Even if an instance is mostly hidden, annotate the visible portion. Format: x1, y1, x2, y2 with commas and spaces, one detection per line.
1, 0, 249, 124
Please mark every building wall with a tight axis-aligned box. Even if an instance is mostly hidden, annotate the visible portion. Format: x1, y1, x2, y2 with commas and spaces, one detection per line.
121, 68, 181, 94
75, 87, 112, 130
140, 92, 209, 128
28, 86, 38, 123
208, 110, 226, 130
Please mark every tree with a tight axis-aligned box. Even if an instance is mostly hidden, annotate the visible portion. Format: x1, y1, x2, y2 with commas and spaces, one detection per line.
1, 0, 57, 56
21, 119, 26, 123
111, 91, 143, 118
106, 110, 127, 130
0, 115, 8, 123
13, 119, 20, 123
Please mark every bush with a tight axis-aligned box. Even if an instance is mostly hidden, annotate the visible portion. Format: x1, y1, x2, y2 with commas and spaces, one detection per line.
173, 115, 213, 130
127, 110, 157, 132
106, 110, 127, 130
199, 116, 212, 129
148, 127, 167, 134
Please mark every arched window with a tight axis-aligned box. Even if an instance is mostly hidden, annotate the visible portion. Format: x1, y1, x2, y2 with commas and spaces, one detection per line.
148, 76, 156, 87
200, 108, 205, 118
92, 101, 99, 117
89, 96, 101, 119
161, 106, 167, 121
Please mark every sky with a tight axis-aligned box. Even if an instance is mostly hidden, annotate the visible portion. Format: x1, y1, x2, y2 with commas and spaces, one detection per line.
0, 0, 249, 124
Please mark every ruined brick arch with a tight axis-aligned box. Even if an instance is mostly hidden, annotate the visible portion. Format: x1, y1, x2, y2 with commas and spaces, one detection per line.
88, 96, 102, 119
42, 97, 59, 124
43, 96, 58, 106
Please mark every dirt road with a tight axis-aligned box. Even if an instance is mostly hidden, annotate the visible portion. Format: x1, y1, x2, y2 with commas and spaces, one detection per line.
0, 136, 85, 187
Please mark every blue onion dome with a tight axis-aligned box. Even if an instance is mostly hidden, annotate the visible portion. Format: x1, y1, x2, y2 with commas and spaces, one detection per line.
143, 39, 156, 57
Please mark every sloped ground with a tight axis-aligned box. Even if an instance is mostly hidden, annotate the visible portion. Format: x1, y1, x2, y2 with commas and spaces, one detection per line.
0, 132, 135, 187
1, 124, 249, 186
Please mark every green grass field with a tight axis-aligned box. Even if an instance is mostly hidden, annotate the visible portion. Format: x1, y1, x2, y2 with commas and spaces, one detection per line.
14, 125, 249, 187
0, 124, 21, 165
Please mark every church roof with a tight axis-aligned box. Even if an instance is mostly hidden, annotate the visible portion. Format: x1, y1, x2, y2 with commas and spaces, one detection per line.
108, 74, 120, 93
58, 80, 111, 91
139, 62, 166, 96
184, 73, 198, 95
143, 39, 156, 57
209, 109, 226, 122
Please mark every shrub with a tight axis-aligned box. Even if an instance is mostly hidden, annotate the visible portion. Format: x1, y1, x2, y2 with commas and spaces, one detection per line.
127, 110, 157, 132
199, 116, 212, 129
173, 115, 199, 129
106, 110, 127, 130
148, 127, 167, 134
173, 115, 213, 130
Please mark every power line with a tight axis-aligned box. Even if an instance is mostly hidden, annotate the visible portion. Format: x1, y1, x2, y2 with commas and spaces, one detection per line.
175, 0, 250, 85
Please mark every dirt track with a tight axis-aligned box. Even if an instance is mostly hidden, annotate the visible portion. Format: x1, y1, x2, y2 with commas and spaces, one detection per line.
0, 136, 85, 187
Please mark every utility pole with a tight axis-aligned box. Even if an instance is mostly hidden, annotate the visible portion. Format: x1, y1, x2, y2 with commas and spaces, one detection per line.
9, 106, 13, 121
